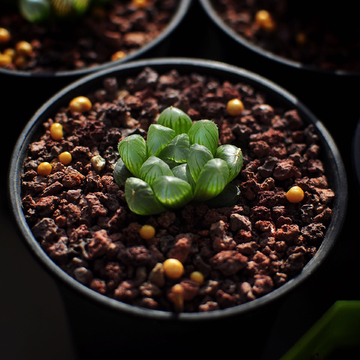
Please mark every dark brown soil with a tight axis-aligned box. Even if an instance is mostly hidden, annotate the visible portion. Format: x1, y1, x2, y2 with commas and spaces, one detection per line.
211, 0, 360, 72
20, 66, 334, 312
0, 0, 178, 72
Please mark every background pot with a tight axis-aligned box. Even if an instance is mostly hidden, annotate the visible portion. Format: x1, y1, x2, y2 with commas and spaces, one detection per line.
8, 57, 347, 359
1, 0, 192, 191
0, 0, 192, 111
198, 0, 360, 173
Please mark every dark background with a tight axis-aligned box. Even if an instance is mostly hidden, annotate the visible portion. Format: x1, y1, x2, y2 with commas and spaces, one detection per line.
1, 1, 360, 359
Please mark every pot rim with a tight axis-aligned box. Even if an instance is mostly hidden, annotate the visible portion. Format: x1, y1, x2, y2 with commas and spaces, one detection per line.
198, 0, 360, 77
8, 57, 348, 323
0, 0, 192, 79
352, 119, 360, 194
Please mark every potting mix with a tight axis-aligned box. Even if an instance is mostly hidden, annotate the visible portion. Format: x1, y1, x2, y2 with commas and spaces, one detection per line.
0, 0, 178, 72
20, 67, 335, 312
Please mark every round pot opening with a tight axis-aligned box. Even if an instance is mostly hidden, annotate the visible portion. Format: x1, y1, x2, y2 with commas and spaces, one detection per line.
198, 0, 360, 77
0, 0, 192, 78
8, 57, 347, 325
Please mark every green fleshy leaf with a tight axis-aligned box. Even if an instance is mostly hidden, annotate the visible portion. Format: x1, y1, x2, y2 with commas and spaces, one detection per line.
92, 0, 110, 4
125, 177, 167, 216
51, 0, 73, 16
19, 0, 51, 22
157, 106, 193, 135
172, 163, 196, 189
139, 156, 173, 186
161, 158, 178, 169
193, 158, 229, 201
188, 120, 219, 156
73, 0, 90, 14
159, 133, 190, 164
153, 176, 193, 209
146, 124, 176, 157
187, 143, 214, 182
215, 144, 243, 181
171, 163, 188, 182
205, 183, 241, 208
113, 158, 132, 186
118, 134, 147, 178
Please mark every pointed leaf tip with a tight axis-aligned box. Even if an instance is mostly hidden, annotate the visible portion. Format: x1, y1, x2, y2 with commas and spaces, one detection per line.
152, 176, 193, 209
118, 134, 147, 178
139, 156, 173, 186
125, 177, 166, 215
193, 158, 229, 201
215, 144, 243, 181
157, 106, 193, 135
147, 124, 176, 157
188, 120, 219, 156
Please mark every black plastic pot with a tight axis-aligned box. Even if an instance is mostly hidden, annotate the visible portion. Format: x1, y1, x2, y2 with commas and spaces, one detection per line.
1, 0, 191, 105
353, 119, 360, 195
197, 0, 360, 141
1, 0, 192, 190
8, 58, 347, 359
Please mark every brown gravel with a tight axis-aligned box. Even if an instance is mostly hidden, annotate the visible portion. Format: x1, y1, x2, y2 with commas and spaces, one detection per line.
21, 66, 334, 312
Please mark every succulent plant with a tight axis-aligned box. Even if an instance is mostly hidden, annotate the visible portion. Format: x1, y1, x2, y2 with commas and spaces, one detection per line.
15, 0, 105, 23
113, 106, 243, 215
